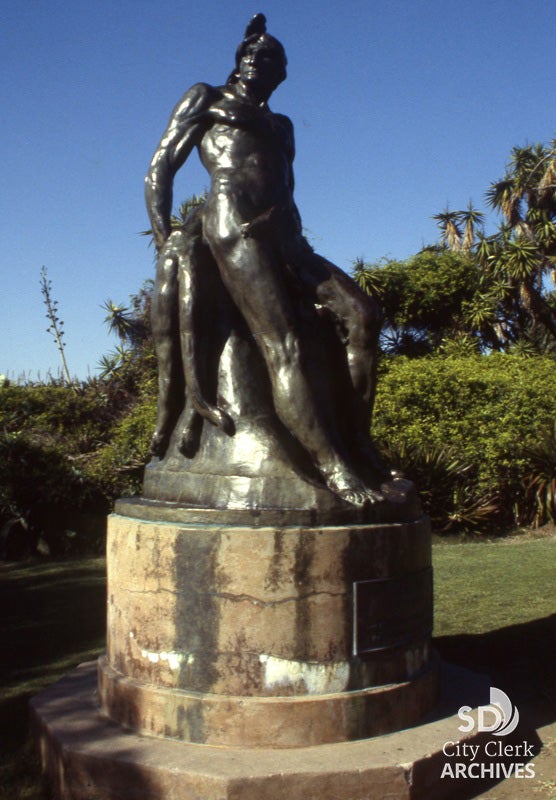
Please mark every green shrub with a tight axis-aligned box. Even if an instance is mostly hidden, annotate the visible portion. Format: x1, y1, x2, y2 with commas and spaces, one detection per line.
83, 395, 157, 500
3, 349, 554, 549
521, 421, 556, 526
373, 353, 556, 531
0, 382, 141, 556
0, 385, 111, 449
0, 429, 108, 556
383, 442, 499, 533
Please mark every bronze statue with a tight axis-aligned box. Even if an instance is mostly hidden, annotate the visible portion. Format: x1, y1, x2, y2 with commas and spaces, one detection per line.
144, 14, 395, 511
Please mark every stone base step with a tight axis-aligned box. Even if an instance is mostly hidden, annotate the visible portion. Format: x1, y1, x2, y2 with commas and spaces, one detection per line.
30, 660, 539, 800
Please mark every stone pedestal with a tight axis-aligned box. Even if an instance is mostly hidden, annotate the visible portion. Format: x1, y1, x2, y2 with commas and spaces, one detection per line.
32, 500, 449, 798
33, 501, 539, 800
33, 660, 523, 800
99, 505, 437, 749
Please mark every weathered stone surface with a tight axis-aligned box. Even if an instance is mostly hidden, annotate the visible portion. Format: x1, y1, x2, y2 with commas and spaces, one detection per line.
33, 661, 539, 800
98, 653, 438, 747
100, 510, 437, 747
105, 513, 433, 692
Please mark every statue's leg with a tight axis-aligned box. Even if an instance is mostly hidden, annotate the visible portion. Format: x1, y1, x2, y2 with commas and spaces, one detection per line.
298, 250, 391, 480
150, 242, 183, 457
204, 217, 381, 505
175, 215, 234, 456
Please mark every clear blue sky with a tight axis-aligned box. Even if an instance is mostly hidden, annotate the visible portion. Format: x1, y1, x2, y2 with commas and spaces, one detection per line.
2, 0, 555, 380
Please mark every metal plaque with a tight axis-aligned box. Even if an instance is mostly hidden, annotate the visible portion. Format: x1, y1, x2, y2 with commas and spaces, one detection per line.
353, 568, 433, 655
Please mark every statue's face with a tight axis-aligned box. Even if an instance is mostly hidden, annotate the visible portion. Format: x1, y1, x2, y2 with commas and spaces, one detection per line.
238, 38, 286, 96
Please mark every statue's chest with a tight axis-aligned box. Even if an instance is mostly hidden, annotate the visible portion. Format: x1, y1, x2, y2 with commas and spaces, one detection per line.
209, 98, 283, 141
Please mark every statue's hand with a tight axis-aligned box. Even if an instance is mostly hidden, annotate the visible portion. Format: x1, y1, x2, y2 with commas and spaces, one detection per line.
240, 206, 278, 239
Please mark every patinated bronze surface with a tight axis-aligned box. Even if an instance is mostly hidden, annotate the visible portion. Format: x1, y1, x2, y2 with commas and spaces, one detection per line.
144, 14, 414, 517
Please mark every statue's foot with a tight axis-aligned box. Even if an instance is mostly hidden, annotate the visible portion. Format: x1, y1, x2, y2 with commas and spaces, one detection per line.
150, 429, 169, 458
364, 486, 387, 503
323, 463, 384, 506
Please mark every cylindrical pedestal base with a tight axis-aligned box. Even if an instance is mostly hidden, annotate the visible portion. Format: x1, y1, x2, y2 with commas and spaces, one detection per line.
100, 508, 438, 747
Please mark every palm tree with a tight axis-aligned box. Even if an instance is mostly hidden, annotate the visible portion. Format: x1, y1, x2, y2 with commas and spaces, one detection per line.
429, 138, 556, 351
352, 257, 385, 299
433, 204, 485, 254
486, 143, 556, 340
485, 178, 523, 229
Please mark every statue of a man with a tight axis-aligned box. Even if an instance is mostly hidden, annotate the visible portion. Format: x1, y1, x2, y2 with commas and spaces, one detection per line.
145, 14, 387, 506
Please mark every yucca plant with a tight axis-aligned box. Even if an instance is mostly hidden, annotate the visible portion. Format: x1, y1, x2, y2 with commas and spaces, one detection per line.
447, 484, 501, 532
384, 442, 500, 534
521, 423, 556, 526
352, 257, 385, 299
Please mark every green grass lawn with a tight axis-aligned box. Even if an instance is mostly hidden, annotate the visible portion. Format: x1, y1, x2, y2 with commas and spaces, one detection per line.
433, 535, 555, 636
433, 534, 556, 738
0, 535, 554, 799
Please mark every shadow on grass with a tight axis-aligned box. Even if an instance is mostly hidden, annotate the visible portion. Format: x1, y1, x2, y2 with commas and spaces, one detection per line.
434, 613, 556, 730
0, 559, 106, 757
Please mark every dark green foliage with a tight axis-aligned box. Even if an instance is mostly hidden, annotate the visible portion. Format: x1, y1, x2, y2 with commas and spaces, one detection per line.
353, 250, 482, 355
98, 279, 156, 384
435, 139, 556, 350
83, 395, 157, 500
0, 385, 111, 451
0, 373, 156, 556
0, 386, 115, 556
360, 136, 556, 530
373, 352, 556, 531
356, 138, 556, 357
384, 443, 499, 533
0, 274, 159, 558
521, 422, 556, 526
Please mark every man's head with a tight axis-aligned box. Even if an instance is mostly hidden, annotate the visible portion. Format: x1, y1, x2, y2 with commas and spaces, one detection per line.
228, 14, 287, 94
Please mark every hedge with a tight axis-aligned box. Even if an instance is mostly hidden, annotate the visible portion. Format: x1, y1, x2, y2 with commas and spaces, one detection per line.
372, 352, 556, 530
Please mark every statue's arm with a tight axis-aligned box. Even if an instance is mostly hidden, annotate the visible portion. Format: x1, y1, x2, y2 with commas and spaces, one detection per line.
145, 83, 215, 250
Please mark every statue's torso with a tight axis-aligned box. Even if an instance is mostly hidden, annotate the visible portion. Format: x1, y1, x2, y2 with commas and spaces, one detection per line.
198, 88, 295, 214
